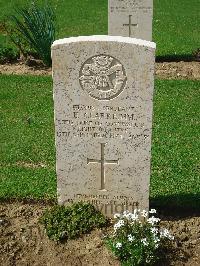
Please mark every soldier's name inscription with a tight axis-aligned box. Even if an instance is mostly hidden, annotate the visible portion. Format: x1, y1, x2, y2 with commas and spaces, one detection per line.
56, 104, 148, 140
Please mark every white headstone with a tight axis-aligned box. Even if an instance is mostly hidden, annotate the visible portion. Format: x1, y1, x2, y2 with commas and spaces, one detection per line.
108, 0, 153, 41
52, 36, 156, 217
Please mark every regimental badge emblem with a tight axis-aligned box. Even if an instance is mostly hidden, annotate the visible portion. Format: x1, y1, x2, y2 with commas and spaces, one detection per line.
79, 55, 127, 100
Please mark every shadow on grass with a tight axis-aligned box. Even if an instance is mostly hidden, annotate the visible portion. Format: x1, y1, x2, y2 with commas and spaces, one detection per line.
156, 54, 195, 62
150, 193, 200, 218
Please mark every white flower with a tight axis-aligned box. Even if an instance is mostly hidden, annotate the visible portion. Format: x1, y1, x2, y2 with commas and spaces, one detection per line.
114, 213, 121, 219
147, 216, 160, 226
151, 227, 159, 235
122, 211, 130, 220
116, 242, 122, 249
153, 236, 160, 243
141, 238, 148, 246
141, 210, 148, 217
123, 210, 136, 220
160, 228, 174, 240
126, 213, 133, 220
168, 234, 174, 240
149, 209, 157, 214
128, 234, 134, 242
118, 219, 124, 226
121, 210, 140, 221
123, 210, 130, 216
114, 219, 125, 231
146, 256, 154, 263
129, 213, 139, 221
134, 209, 140, 214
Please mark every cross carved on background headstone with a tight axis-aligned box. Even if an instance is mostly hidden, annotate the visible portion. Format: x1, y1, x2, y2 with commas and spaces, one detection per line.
123, 15, 138, 37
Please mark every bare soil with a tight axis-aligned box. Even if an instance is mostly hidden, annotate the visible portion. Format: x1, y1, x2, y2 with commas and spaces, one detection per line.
0, 61, 200, 80
0, 202, 200, 266
0, 61, 51, 76
155, 61, 200, 80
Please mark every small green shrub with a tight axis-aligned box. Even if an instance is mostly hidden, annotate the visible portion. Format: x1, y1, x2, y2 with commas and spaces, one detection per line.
40, 202, 108, 241
7, 2, 56, 66
193, 48, 200, 61
0, 46, 19, 63
106, 209, 174, 266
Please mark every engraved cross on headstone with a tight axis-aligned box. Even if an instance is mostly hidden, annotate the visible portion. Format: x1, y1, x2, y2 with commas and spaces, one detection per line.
87, 143, 119, 191
123, 15, 138, 37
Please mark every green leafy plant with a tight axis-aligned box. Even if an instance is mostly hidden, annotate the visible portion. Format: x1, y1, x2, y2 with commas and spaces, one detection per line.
7, 2, 56, 66
40, 202, 108, 241
0, 45, 19, 63
106, 209, 174, 266
193, 48, 200, 61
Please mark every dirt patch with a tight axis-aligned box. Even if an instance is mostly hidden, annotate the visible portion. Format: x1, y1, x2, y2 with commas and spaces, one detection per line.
0, 61, 200, 80
0, 202, 200, 266
0, 62, 51, 76
0, 202, 119, 266
155, 61, 200, 80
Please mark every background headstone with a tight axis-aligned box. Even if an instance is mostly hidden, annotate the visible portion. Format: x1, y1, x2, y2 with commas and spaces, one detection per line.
108, 0, 153, 41
52, 36, 156, 217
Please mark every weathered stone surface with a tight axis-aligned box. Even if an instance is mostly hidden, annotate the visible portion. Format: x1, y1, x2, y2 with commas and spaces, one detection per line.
52, 36, 156, 217
108, 0, 153, 41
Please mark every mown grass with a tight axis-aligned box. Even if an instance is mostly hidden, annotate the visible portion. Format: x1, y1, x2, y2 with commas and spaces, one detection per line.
153, 0, 199, 60
0, 75, 56, 199
151, 79, 200, 210
0, 0, 199, 58
0, 75, 199, 209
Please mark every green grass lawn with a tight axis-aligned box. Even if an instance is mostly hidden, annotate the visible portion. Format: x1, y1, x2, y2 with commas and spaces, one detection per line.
0, 75, 56, 199
151, 79, 200, 210
0, 75, 199, 209
0, 0, 199, 58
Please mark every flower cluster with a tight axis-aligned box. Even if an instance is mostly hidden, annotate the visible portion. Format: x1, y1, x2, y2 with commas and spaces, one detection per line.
160, 228, 174, 240
114, 209, 140, 228
147, 216, 161, 225
114, 219, 125, 231
106, 209, 174, 266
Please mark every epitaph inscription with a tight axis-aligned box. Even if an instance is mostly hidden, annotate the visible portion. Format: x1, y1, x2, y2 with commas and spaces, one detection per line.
52, 36, 156, 217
